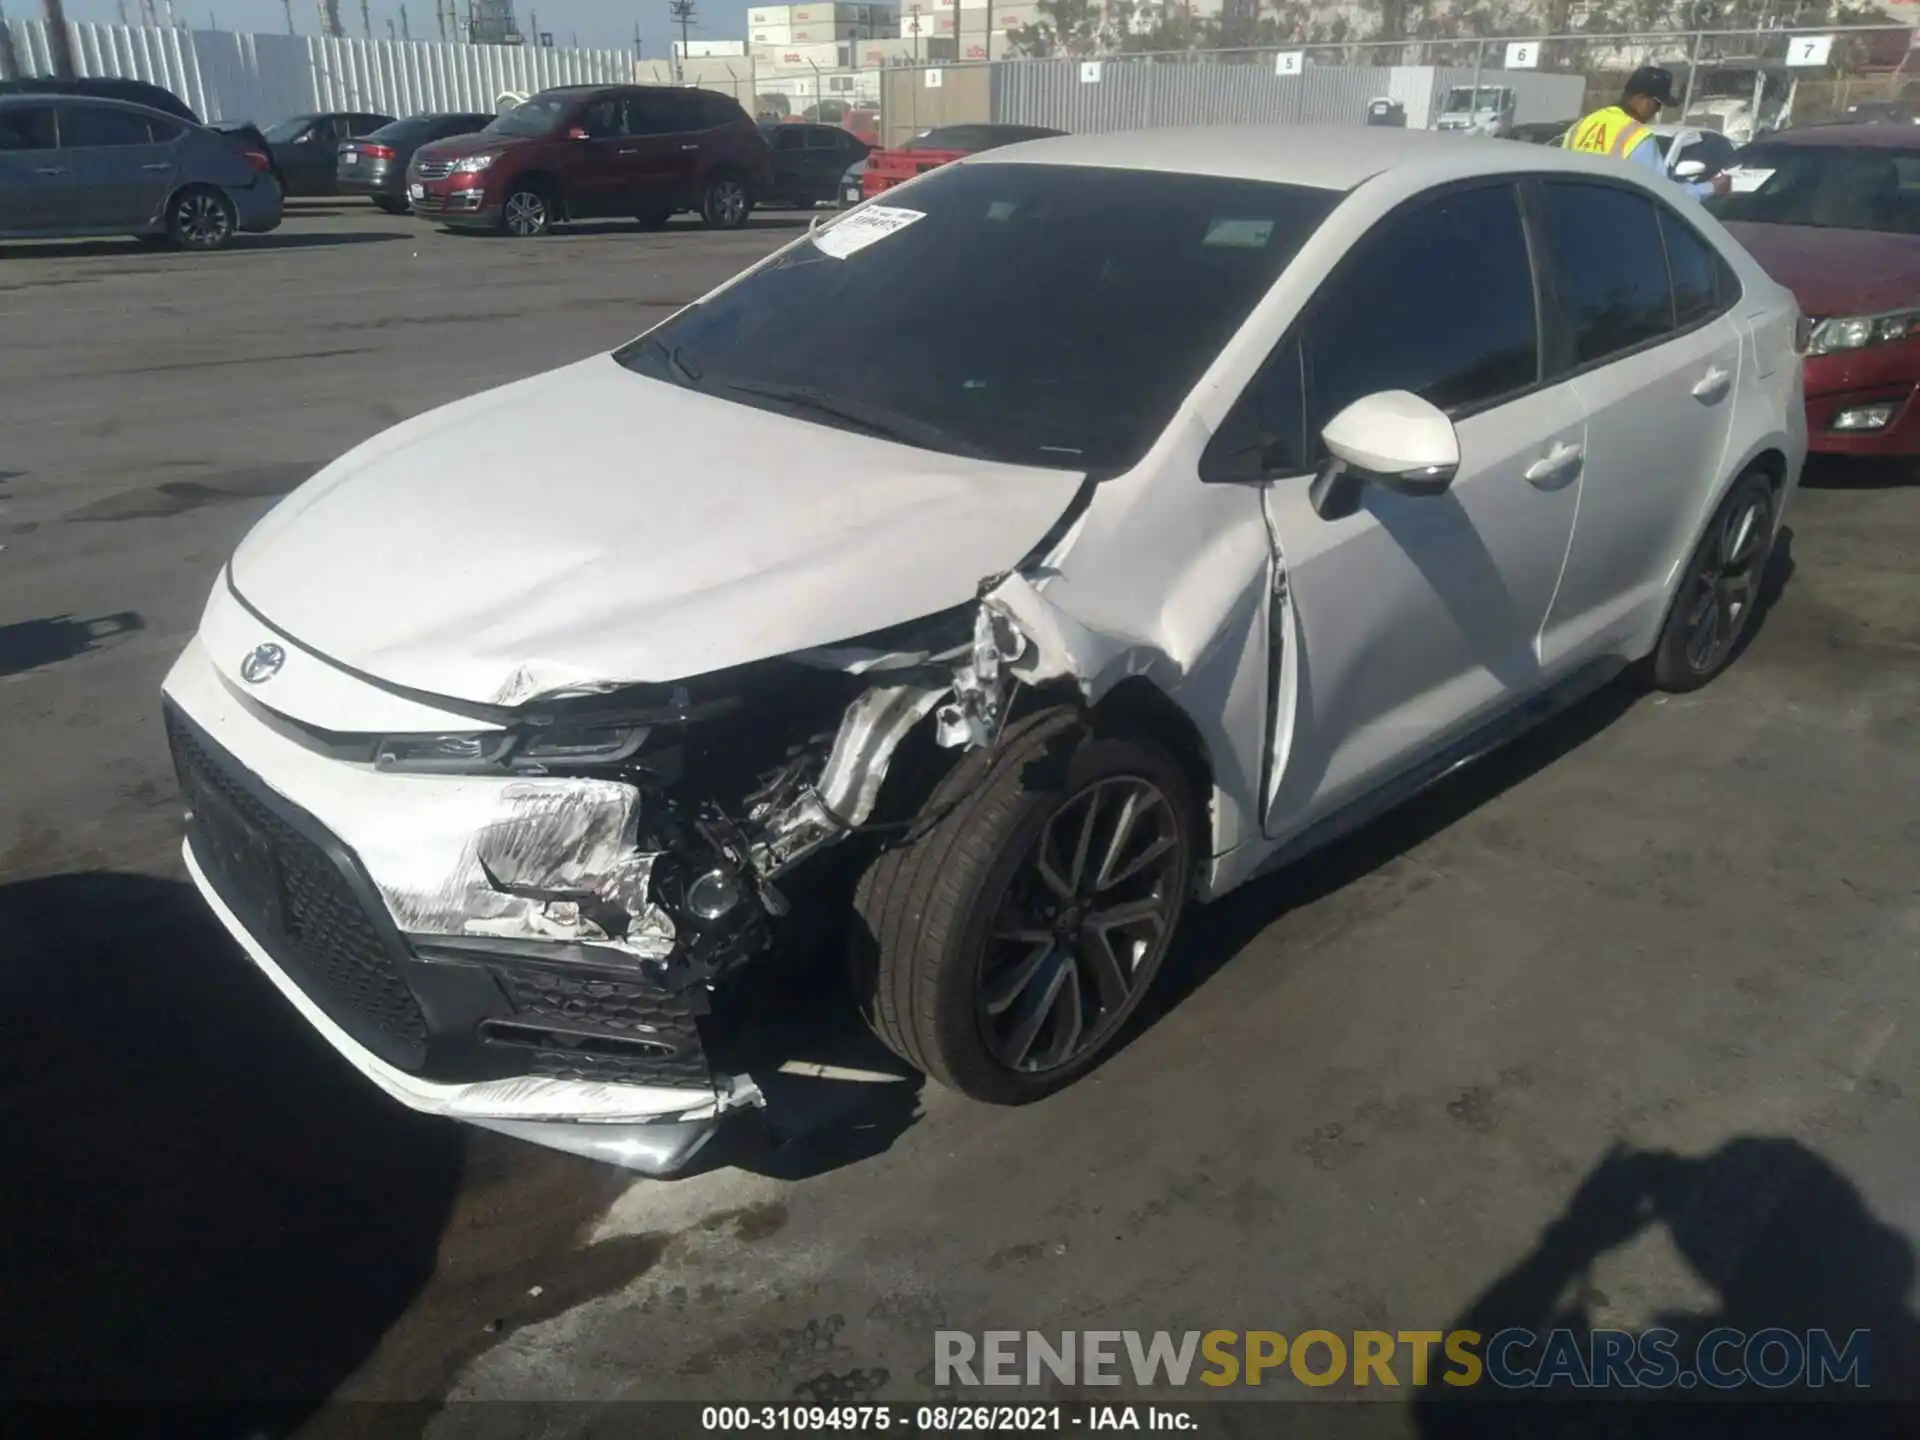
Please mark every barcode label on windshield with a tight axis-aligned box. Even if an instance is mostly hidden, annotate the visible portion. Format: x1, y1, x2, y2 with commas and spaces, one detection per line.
813, 205, 925, 259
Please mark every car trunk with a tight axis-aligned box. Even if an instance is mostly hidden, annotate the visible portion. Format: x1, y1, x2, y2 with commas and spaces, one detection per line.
861, 147, 969, 197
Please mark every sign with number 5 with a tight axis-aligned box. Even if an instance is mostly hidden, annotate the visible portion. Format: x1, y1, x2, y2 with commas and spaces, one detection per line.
1274, 50, 1304, 76
1505, 41, 1539, 69
1787, 35, 1833, 67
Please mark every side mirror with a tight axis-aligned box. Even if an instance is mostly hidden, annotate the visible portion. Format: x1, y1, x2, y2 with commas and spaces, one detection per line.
1308, 391, 1459, 520
1674, 157, 1706, 179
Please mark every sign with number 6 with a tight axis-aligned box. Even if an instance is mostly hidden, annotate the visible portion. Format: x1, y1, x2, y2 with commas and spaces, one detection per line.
1505, 41, 1539, 69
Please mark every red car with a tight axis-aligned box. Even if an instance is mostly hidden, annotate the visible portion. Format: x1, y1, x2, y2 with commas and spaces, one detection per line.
408, 84, 772, 237
861, 122, 1063, 199
1711, 124, 1920, 455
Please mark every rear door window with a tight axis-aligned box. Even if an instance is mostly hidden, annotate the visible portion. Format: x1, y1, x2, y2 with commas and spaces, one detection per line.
1660, 208, 1729, 330
0, 106, 57, 150
627, 91, 690, 136
58, 105, 154, 148
1538, 181, 1675, 367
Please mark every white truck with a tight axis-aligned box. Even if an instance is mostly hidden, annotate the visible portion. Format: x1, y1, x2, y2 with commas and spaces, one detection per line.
1433, 84, 1518, 137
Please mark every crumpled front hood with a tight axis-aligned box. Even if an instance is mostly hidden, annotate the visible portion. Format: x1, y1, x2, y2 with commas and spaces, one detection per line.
1724, 221, 1920, 318
229, 355, 1085, 707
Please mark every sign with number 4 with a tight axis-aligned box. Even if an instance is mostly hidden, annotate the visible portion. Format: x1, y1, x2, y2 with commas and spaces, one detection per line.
1080, 61, 1102, 83
1274, 50, 1304, 76
1787, 35, 1833, 67
1505, 41, 1539, 69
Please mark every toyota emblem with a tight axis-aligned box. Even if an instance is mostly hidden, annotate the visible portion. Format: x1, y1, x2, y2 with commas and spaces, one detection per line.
240, 643, 285, 684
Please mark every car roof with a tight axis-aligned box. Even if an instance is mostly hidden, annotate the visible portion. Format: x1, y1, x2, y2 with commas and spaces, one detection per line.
1747, 123, 1920, 150
968, 124, 1644, 191
0, 91, 186, 121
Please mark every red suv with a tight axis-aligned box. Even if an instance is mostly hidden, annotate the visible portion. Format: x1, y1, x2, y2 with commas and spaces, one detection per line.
407, 84, 772, 236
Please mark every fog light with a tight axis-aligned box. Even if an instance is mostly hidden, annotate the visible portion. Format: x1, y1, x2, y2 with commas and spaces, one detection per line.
685, 867, 746, 922
1831, 403, 1896, 432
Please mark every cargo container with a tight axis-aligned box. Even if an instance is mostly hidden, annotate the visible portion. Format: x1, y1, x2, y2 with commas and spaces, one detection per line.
753, 40, 857, 68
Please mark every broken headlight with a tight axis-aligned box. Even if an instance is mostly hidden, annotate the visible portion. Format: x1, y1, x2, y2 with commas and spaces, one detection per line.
374, 722, 652, 774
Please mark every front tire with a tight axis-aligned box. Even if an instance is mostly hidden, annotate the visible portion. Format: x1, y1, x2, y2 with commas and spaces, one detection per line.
499, 183, 553, 237
852, 710, 1195, 1104
372, 196, 410, 215
699, 172, 753, 230
166, 186, 236, 250
1649, 468, 1778, 692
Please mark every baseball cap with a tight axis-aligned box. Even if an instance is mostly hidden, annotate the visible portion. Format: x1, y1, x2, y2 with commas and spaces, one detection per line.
1624, 65, 1677, 105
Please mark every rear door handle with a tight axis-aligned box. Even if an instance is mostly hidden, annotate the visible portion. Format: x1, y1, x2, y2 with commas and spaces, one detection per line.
1691, 365, 1731, 400
680, 143, 700, 151
140, 162, 172, 171
35, 166, 66, 175
1524, 440, 1584, 485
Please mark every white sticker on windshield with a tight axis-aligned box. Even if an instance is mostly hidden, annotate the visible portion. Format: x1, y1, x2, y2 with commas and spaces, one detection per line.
812, 205, 925, 259
1725, 167, 1775, 193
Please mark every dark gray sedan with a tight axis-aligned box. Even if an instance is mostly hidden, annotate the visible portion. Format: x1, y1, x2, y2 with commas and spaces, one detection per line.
0, 95, 282, 249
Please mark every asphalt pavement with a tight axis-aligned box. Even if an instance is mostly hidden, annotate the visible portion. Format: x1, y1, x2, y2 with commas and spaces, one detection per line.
1, 201, 1917, 1434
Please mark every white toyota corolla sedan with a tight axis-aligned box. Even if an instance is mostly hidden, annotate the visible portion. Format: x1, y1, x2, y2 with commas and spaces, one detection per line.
162, 126, 1806, 1173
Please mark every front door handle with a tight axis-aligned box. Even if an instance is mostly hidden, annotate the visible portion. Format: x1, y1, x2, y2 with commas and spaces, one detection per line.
1524, 440, 1584, 486
616, 146, 638, 154
140, 162, 172, 171
1691, 365, 1731, 400
35, 166, 66, 175
680, 143, 700, 151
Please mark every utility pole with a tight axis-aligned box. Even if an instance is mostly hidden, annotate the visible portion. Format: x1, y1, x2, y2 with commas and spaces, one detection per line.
669, 0, 694, 72
42, 0, 78, 77
398, 1, 408, 36
115, 0, 128, 22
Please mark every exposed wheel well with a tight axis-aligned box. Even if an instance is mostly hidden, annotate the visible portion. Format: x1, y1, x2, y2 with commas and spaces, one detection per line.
1746, 447, 1789, 495
504, 170, 561, 216
1089, 678, 1216, 846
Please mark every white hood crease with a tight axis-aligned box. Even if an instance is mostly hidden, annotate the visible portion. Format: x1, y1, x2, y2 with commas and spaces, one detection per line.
228, 354, 1089, 708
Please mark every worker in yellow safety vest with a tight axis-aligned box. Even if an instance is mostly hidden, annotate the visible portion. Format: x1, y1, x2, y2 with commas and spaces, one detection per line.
1563, 65, 1732, 200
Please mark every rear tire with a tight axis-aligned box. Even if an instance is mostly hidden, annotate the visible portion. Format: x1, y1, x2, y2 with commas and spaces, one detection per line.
165, 186, 236, 250
1649, 468, 1779, 692
498, 182, 554, 237
851, 710, 1195, 1105
699, 172, 753, 230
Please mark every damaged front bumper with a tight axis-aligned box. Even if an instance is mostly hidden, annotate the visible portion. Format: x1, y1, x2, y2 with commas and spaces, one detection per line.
162, 639, 770, 1174
159, 599, 1031, 1175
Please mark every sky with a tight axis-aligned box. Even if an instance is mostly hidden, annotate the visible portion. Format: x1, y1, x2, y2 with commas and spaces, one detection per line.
56, 0, 756, 61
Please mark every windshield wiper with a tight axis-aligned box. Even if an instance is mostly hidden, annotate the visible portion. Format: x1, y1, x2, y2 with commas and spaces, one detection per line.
710, 379, 993, 459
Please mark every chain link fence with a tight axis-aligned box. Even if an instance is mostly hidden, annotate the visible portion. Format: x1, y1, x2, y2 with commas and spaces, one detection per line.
5, 16, 1915, 150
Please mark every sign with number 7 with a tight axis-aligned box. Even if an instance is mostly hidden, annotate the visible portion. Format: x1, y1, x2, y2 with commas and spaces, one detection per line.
1787, 35, 1833, 66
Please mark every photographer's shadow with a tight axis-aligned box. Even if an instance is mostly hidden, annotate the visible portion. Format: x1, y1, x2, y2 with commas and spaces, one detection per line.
1415, 1137, 1920, 1438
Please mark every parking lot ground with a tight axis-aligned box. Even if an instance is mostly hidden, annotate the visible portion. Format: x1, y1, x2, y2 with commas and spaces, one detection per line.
2, 204, 1917, 1430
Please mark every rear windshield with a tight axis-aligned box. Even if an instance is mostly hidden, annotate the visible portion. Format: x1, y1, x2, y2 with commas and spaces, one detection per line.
615, 163, 1338, 472
262, 115, 317, 143
1709, 144, 1920, 234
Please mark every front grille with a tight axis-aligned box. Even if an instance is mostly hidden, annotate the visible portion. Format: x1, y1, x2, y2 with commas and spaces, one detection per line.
493, 967, 710, 1086
412, 158, 455, 180
166, 708, 430, 1069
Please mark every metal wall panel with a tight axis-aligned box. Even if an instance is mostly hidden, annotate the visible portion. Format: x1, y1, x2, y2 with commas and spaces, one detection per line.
993, 56, 1397, 133
3, 19, 633, 124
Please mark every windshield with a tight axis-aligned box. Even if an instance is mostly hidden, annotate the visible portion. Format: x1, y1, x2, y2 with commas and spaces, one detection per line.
614, 163, 1338, 471
1708, 144, 1920, 234
484, 95, 569, 138
1443, 88, 1505, 113
262, 115, 317, 143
